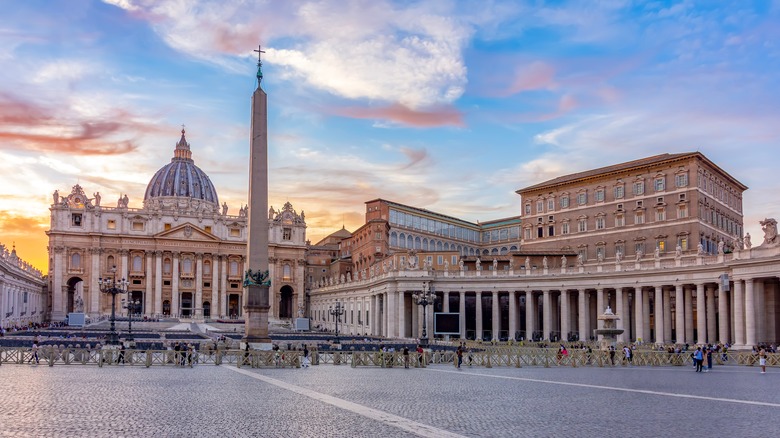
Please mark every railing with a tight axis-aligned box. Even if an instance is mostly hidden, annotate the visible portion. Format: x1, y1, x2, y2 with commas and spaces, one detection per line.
1, 346, 775, 368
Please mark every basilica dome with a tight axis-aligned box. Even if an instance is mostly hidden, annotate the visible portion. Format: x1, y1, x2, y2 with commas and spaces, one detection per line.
144, 129, 219, 206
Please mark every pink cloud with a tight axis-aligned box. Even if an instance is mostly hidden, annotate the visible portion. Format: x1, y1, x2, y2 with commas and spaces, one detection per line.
506, 61, 557, 95
331, 103, 464, 127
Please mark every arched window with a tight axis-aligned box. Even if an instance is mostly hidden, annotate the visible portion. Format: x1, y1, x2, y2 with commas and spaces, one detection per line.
500, 247, 508, 255
283, 264, 291, 280
230, 261, 238, 276
422, 238, 428, 251
390, 232, 398, 247
133, 255, 142, 271
407, 235, 413, 248
398, 233, 406, 248
415, 236, 421, 250
106, 255, 115, 268
71, 253, 81, 269
437, 241, 443, 251
444, 242, 450, 251
183, 259, 192, 274
163, 258, 172, 274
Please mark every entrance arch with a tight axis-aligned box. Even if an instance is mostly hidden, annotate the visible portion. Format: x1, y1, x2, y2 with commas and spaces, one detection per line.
163, 300, 171, 316
66, 277, 84, 314
279, 286, 294, 319
181, 293, 193, 317
203, 301, 211, 318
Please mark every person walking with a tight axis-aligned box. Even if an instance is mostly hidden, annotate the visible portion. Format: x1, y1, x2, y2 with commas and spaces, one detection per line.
456, 346, 463, 368
623, 345, 632, 365
302, 344, 310, 368
403, 346, 410, 368
705, 346, 713, 372
31, 340, 40, 364
118, 343, 126, 364
693, 347, 703, 372
758, 347, 767, 374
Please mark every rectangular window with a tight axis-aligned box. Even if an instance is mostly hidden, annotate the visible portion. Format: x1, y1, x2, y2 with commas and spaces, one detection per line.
536, 201, 544, 213
596, 217, 605, 230
614, 186, 624, 199
635, 242, 645, 254
658, 241, 666, 252
524, 228, 531, 239
537, 227, 544, 238
548, 225, 554, 236
596, 246, 604, 259
547, 199, 554, 211
595, 190, 605, 202
164, 223, 171, 230
437, 256, 443, 265
562, 223, 570, 235
616, 215, 625, 227
132, 221, 144, 231
633, 182, 644, 195
107, 219, 116, 230
230, 228, 240, 237
560, 197, 570, 208
451, 256, 458, 265
163, 280, 171, 286
680, 237, 688, 251
654, 177, 665, 191
71, 214, 82, 227
205, 226, 212, 234
578, 220, 587, 232
525, 204, 531, 215
635, 212, 645, 224
676, 174, 688, 187
577, 193, 587, 205
656, 209, 665, 221
678, 205, 688, 219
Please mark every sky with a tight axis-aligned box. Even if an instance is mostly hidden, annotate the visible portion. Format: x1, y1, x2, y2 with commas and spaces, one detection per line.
1, 0, 779, 272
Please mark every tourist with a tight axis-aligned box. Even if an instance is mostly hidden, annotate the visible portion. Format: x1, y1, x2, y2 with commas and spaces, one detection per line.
705, 346, 713, 372
403, 346, 410, 368
693, 347, 703, 372
118, 343, 126, 364
609, 346, 615, 365
31, 340, 40, 364
416, 345, 424, 366
467, 348, 474, 366
302, 344, 310, 368
623, 345, 632, 365
456, 346, 463, 368
758, 347, 767, 374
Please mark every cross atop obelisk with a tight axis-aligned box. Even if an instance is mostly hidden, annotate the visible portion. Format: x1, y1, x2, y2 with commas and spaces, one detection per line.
243, 43, 271, 345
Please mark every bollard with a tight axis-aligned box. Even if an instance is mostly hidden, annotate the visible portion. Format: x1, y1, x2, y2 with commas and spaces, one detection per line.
215, 350, 222, 366
48, 349, 55, 367
486, 353, 492, 368
515, 352, 522, 368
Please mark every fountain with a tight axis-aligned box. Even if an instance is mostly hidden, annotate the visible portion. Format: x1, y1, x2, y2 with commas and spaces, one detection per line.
595, 306, 624, 350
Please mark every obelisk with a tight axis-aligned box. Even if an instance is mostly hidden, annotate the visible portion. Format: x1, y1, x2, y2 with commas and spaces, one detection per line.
244, 45, 271, 344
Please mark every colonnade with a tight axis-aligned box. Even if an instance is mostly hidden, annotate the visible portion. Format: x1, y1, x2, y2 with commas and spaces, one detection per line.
311, 274, 780, 348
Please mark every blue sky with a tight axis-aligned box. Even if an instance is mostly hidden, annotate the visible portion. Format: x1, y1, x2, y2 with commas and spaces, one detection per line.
1, 0, 779, 270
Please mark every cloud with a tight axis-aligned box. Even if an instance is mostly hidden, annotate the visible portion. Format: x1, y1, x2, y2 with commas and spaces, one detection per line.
331, 103, 464, 127
506, 61, 557, 95
104, 0, 473, 108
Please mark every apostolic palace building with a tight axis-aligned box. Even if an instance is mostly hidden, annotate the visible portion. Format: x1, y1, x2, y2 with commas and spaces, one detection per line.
42, 128, 780, 349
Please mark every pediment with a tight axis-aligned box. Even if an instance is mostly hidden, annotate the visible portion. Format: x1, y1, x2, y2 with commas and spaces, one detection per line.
155, 224, 219, 241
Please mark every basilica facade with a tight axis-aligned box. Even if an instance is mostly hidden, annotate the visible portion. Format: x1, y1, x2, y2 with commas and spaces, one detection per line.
0, 243, 46, 329
46, 130, 306, 322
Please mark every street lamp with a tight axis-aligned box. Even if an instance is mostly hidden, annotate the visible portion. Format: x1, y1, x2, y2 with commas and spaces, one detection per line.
328, 302, 345, 344
122, 298, 140, 342
98, 265, 128, 345
413, 282, 437, 347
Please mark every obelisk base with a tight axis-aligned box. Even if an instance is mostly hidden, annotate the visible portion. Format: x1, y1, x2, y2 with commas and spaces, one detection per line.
244, 284, 272, 346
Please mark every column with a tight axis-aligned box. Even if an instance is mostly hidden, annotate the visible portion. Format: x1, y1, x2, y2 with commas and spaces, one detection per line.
706, 286, 716, 344
663, 289, 672, 343
475, 292, 483, 341
386, 288, 397, 338
526, 291, 535, 340
756, 281, 766, 343
442, 291, 450, 340
542, 290, 551, 341
596, 288, 604, 340
733, 280, 744, 347
195, 253, 203, 318
153, 251, 162, 316
675, 284, 684, 343
172, 252, 180, 317
578, 290, 587, 342
560, 290, 570, 342
89, 248, 100, 315
145, 252, 153, 316
372, 294, 378, 336
492, 291, 500, 341
52, 247, 64, 320
508, 291, 517, 340
120, 250, 129, 284
615, 288, 624, 343
695, 284, 706, 344
744, 278, 756, 347
643, 288, 651, 343
459, 291, 466, 340
684, 286, 694, 344
220, 256, 228, 318
654, 286, 664, 344
211, 255, 218, 319
397, 290, 405, 338
718, 282, 729, 345
635, 288, 645, 343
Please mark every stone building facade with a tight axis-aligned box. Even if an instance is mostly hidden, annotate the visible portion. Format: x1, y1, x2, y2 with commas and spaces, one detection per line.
0, 243, 46, 329
309, 154, 780, 349
46, 130, 306, 322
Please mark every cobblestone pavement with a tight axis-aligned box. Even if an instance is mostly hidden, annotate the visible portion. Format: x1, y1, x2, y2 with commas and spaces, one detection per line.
0, 363, 777, 437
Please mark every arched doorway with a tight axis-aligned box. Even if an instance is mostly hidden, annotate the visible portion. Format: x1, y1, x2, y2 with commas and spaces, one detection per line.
228, 294, 241, 318
203, 301, 211, 319
66, 277, 84, 314
279, 286, 293, 319
129, 291, 144, 316
163, 300, 171, 316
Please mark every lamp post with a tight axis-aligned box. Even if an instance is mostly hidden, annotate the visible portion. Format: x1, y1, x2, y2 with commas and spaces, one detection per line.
123, 298, 140, 342
329, 302, 345, 344
413, 282, 437, 347
98, 266, 128, 345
